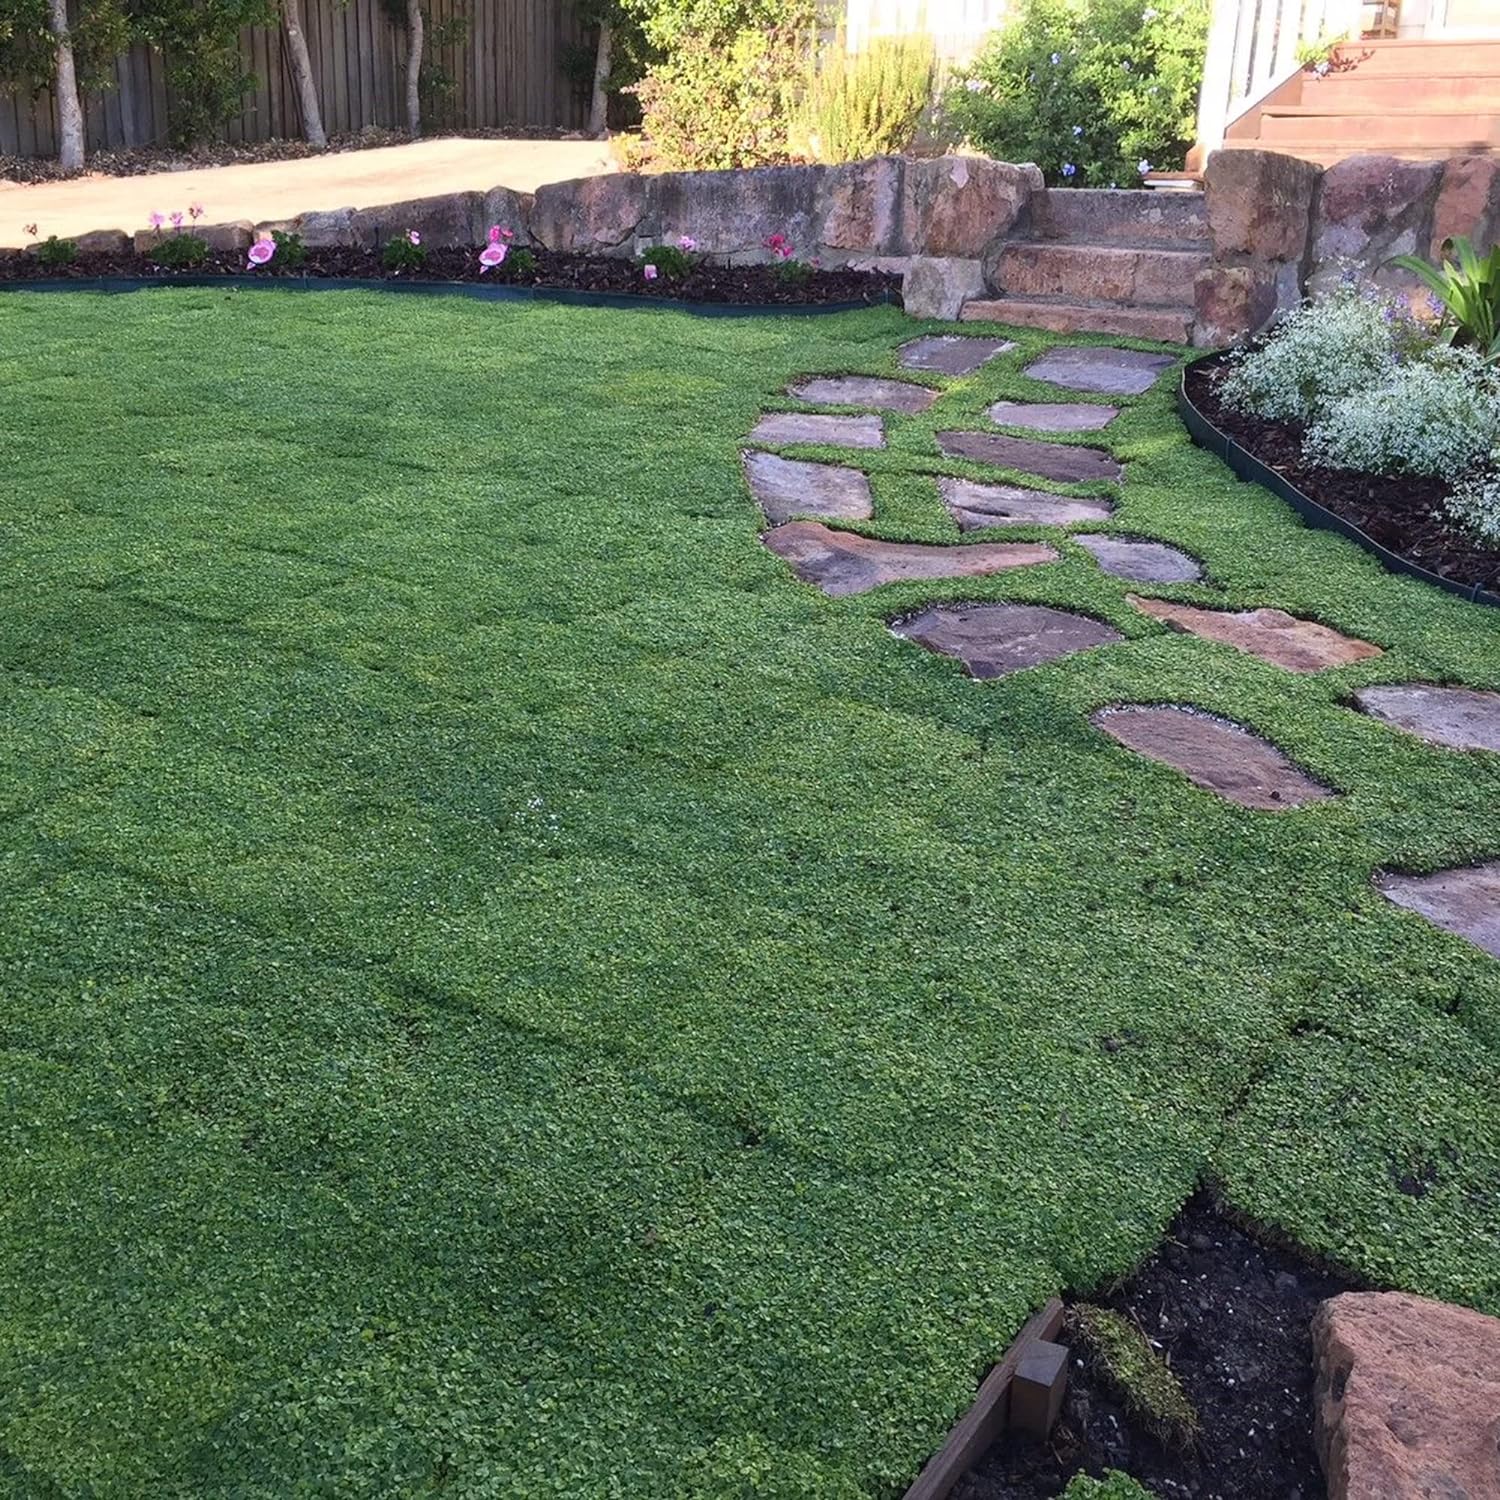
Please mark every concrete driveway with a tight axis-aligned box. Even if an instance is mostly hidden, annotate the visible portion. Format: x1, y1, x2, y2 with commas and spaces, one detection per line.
0, 136, 614, 248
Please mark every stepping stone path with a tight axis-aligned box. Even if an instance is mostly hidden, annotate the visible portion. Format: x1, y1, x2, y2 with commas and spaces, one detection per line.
742, 452, 873, 524
988, 401, 1119, 433
762, 522, 1058, 598
1074, 533, 1202, 584
1024, 346, 1177, 397
1351, 683, 1500, 753
1093, 705, 1334, 811
937, 430, 1123, 485
1377, 862, 1500, 960
749, 412, 885, 449
892, 603, 1122, 680
940, 477, 1114, 530
1130, 597, 1382, 673
899, 335, 1015, 376
786, 376, 938, 413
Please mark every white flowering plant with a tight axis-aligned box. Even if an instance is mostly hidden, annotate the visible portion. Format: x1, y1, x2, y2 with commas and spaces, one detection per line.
1445, 461, 1500, 546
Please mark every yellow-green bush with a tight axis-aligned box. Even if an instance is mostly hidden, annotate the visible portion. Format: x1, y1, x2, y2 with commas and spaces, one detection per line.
794, 34, 936, 163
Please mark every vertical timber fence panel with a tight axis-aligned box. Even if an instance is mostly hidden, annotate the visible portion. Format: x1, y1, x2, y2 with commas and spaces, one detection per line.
0, 0, 587, 161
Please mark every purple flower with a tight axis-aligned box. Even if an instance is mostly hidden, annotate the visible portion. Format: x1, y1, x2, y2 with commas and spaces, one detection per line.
1137, 158, 1153, 175
1062, 162, 1077, 178
407, 230, 421, 246
246, 237, 276, 268
170, 211, 184, 230
643, 263, 659, 281
1050, 52, 1061, 64
678, 235, 698, 252
1071, 124, 1083, 136
479, 242, 508, 272
148, 212, 165, 229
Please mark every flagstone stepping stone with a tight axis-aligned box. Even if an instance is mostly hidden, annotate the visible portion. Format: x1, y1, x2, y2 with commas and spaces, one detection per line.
1377, 862, 1500, 959
1093, 705, 1335, 810
1351, 683, 1500, 753
786, 376, 938, 412
762, 522, 1059, 597
749, 411, 885, 448
937, 429, 1123, 484
742, 452, 873, 524
1129, 597, 1382, 673
891, 602, 1122, 680
899, 334, 1015, 375
1075, 533, 1203, 584
988, 400, 1120, 433
1024, 346, 1177, 396
939, 477, 1114, 530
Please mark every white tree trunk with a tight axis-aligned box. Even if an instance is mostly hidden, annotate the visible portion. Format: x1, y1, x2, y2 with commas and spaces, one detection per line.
588, 20, 614, 138
282, 0, 328, 147
46, 0, 85, 172
405, 0, 424, 138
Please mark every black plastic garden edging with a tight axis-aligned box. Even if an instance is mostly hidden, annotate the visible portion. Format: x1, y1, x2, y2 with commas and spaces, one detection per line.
0, 272, 897, 319
1178, 363, 1500, 611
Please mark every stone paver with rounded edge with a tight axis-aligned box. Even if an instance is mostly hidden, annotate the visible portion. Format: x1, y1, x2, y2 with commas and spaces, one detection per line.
749, 411, 885, 449
1093, 705, 1335, 811
1130, 597, 1382, 673
1075, 533, 1203, 584
899, 335, 1016, 376
762, 522, 1059, 597
786, 376, 938, 413
1351, 683, 1500, 753
1377, 862, 1500, 959
1024, 346, 1178, 396
988, 400, 1120, 433
940, 477, 1114, 530
742, 452, 874, 524
937, 429, 1123, 484
891, 602, 1123, 680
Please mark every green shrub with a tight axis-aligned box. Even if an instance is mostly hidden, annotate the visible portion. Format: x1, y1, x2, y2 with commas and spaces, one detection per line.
505, 247, 538, 279
34, 235, 78, 269
1446, 459, 1500, 545
382, 231, 428, 273
149, 233, 209, 268
271, 230, 307, 269
943, 0, 1209, 187
636, 243, 693, 279
1391, 235, 1500, 359
1063, 1470, 1161, 1499
794, 33, 935, 163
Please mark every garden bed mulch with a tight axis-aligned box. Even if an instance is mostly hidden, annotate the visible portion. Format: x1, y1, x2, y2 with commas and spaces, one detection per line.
0, 244, 899, 308
1186, 352, 1500, 599
956, 1192, 1360, 1500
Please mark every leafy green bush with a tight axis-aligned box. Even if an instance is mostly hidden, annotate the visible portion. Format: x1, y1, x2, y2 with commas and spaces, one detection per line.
943, 0, 1209, 186
505, 247, 538, 279
271, 230, 307, 269
1063, 1471, 1161, 1499
1446, 459, 1500, 545
149, 233, 209, 268
382, 230, 427, 273
34, 235, 78, 269
1391, 236, 1500, 359
793, 33, 935, 163
635, 243, 693, 279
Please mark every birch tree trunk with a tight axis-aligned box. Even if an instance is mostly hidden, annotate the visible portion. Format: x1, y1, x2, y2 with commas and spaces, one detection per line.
46, 0, 85, 172
588, 20, 614, 138
282, 0, 328, 147
404, 0, 424, 138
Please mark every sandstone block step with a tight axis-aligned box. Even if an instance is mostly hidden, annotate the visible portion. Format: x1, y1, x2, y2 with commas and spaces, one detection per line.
992, 242, 1210, 308
961, 298, 1192, 344
1031, 188, 1207, 248
1257, 107, 1500, 151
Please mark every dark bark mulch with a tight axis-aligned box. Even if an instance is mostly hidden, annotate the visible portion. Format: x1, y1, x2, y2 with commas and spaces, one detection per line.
1186, 352, 1500, 598
957, 1193, 1359, 1500
0, 244, 899, 307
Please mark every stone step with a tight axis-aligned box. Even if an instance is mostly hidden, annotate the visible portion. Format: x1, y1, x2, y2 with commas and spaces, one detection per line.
1031, 188, 1207, 248
961, 297, 1192, 344
991, 242, 1210, 308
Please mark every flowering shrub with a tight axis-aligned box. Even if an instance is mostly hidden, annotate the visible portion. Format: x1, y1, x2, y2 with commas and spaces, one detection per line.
1219, 284, 1432, 425
479, 224, 512, 273
150, 233, 209, 268
636, 243, 693, 279
1445, 462, 1500, 546
943, 0, 1209, 187
382, 230, 427, 273
1304, 347, 1500, 479
764, 231, 815, 283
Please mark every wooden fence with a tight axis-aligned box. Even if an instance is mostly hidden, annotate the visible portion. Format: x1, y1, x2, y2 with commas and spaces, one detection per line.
0, 0, 588, 159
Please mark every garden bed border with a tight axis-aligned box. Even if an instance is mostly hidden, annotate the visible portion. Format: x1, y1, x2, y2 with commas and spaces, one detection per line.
1178, 362, 1500, 611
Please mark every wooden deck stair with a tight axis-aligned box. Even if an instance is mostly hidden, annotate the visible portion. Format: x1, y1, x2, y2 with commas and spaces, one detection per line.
1226, 37, 1500, 167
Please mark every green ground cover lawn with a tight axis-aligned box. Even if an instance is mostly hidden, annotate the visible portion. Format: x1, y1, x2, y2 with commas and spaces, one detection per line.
1, 288, 1498, 1498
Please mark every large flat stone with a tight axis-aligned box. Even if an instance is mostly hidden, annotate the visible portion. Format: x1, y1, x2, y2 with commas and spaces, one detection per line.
900, 256, 986, 320
892, 602, 1121, 680
937, 429, 1122, 484
787, 376, 937, 413
1074, 534, 1202, 583
940, 478, 1114, 530
1130, 597, 1382, 673
1377, 863, 1500, 959
741, 452, 873, 524
988, 400, 1119, 432
748, 412, 885, 449
762, 522, 1057, 597
1314, 1291, 1500, 1500
1023, 346, 1177, 396
1093, 705, 1334, 810
899, 334, 1015, 375
1352, 683, 1500, 753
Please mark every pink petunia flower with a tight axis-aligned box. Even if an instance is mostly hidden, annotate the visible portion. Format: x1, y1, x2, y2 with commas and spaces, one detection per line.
678, 235, 697, 252
170, 211, 184, 230
488, 224, 503, 243
501, 228, 514, 240
149, 212, 165, 229
246, 237, 276, 268
479, 242, 508, 272
643, 264, 658, 281
407, 230, 421, 246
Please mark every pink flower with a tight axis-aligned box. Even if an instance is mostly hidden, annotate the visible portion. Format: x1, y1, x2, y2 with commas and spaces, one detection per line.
678, 235, 697, 252
247, 237, 276, 268
188, 203, 204, 221
149, 212, 165, 229
501, 228, 514, 240
643, 264, 658, 281
479, 242, 508, 272
488, 224, 503, 243
407, 230, 421, 246
763, 232, 794, 260
170, 211, 184, 230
